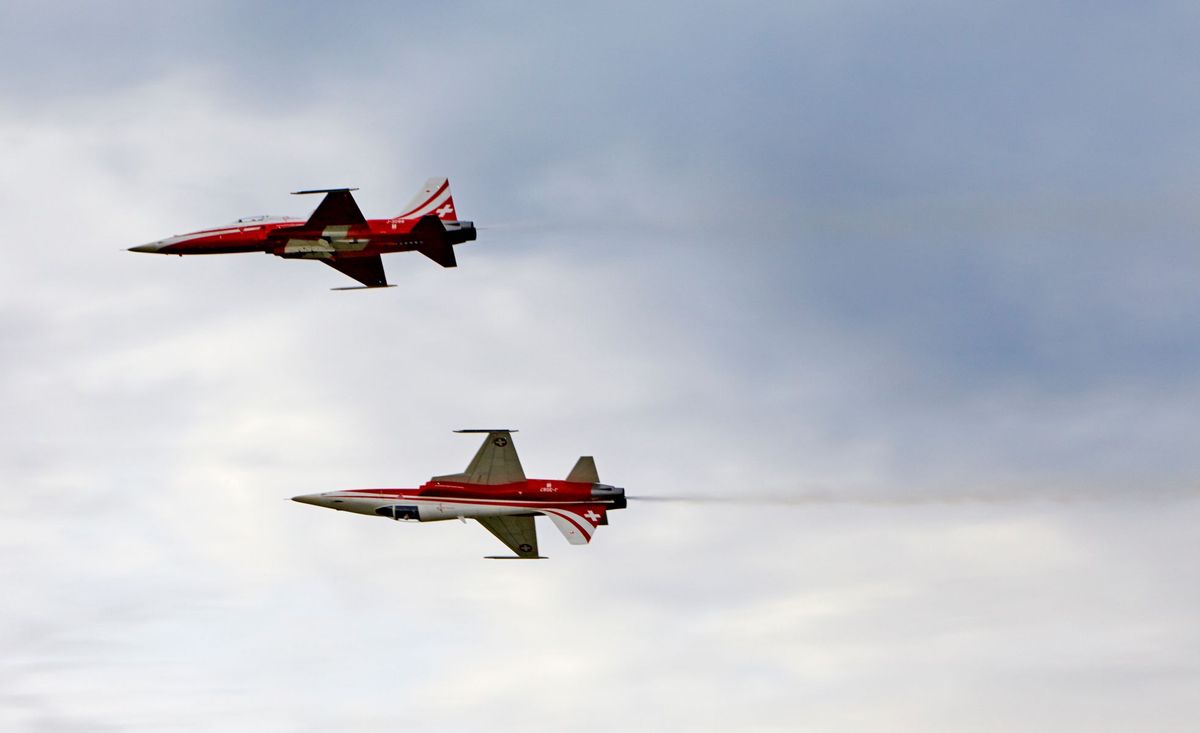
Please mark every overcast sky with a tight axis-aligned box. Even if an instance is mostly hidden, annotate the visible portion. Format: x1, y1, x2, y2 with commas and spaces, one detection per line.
2, 2, 1199, 731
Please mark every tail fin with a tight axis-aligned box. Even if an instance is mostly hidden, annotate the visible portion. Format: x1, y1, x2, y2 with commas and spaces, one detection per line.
566, 456, 599, 483
395, 177, 458, 221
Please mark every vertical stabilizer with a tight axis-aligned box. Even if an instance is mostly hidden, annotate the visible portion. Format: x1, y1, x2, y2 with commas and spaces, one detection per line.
566, 456, 599, 483
394, 177, 458, 221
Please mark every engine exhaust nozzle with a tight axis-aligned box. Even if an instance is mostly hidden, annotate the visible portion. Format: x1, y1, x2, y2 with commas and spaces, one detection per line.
591, 483, 626, 510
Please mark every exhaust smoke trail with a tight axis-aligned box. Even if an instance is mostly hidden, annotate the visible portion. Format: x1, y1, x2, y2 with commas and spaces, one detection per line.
627, 485, 1200, 507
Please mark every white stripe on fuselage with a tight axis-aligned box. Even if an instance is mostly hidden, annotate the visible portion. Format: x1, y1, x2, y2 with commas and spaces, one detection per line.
325, 493, 598, 522
163, 227, 243, 245
331, 493, 595, 506
165, 219, 304, 245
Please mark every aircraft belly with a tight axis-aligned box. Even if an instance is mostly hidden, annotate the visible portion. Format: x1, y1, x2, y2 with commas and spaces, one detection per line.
410, 499, 534, 522
165, 246, 262, 255
330, 238, 371, 252
160, 240, 266, 255
281, 239, 336, 258
333, 495, 535, 523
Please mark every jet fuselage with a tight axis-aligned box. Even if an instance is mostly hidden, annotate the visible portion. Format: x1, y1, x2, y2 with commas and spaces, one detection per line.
291, 430, 622, 557
131, 215, 476, 259
294, 478, 626, 523
129, 180, 474, 288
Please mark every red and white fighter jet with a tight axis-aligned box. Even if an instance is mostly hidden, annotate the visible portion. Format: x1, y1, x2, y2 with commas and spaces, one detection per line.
129, 178, 475, 289
292, 430, 626, 559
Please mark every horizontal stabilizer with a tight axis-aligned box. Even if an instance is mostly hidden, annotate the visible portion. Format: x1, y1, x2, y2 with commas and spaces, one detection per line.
566, 456, 599, 483
543, 505, 606, 545
412, 215, 456, 267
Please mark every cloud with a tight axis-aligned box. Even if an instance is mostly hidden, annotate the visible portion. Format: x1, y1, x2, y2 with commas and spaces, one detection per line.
3, 2, 1200, 731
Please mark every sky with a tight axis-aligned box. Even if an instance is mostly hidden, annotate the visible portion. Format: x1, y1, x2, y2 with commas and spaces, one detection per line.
2, 1, 1199, 730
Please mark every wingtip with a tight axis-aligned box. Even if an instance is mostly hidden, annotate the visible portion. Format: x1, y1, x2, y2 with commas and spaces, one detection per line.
329, 284, 396, 291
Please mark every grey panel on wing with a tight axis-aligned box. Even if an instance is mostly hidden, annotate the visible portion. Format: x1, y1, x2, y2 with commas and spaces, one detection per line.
476, 515, 540, 558
447, 430, 526, 485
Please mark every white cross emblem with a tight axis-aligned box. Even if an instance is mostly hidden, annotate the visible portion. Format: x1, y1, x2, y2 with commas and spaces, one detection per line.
436, 203, 454, 218
584, 510, 600, 522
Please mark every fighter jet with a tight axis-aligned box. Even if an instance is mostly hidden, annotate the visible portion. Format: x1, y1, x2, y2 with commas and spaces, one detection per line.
129, 179, 475, 289
292, 430, 626, 559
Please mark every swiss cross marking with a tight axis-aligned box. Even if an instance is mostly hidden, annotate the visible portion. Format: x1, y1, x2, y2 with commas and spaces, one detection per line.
584, 510, 600, 522
436, 203, 454, 218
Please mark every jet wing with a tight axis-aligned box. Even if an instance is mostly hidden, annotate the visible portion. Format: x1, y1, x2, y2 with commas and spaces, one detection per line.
323, 255, 389, 288
477, 516, 542, 558
452, 430, 525, 485
294, 188, 368, 228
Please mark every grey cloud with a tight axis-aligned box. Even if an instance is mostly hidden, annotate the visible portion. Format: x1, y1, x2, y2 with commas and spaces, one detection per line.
3, 2, 1200, 730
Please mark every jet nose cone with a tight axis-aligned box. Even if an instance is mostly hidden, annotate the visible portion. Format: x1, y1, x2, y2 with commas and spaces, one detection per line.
291, 494, 323, 506
128, 242, 163, 253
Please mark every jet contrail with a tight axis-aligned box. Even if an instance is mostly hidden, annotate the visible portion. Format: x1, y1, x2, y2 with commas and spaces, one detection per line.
628, 495, 836, 506
627, 486, 1200, 506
